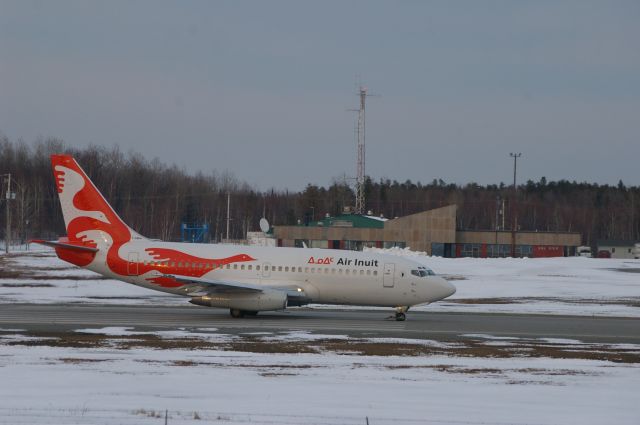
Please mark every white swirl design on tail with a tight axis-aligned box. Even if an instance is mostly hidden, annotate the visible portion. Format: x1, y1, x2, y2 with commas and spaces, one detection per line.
55, 165, 112, 226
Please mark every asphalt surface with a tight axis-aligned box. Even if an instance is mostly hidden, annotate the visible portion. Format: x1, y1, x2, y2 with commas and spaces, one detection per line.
0, 303, 637, 343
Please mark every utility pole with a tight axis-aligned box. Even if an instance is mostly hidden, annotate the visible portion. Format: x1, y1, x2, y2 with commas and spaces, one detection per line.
226, 192, 230, 241
510, 153, 522, 257
2, 174, 12, 254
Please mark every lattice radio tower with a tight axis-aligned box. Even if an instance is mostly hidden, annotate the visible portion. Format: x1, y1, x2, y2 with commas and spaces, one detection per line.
355, 86, 369, 215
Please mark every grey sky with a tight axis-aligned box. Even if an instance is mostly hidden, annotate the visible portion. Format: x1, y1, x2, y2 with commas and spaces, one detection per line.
1, 0, 639, 190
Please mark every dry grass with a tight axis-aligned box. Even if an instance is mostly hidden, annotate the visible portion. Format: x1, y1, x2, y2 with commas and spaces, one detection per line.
59, 357, 113, 364
5, 330, 639, 364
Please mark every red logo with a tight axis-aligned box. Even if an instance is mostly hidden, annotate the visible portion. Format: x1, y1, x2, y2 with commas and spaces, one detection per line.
308, 256, 334, 265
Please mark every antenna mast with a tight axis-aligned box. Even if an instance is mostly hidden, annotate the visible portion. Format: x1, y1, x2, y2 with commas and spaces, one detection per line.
355, 86, 368, 215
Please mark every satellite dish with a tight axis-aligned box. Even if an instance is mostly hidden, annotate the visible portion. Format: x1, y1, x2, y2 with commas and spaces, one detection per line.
259, 218, 270, 233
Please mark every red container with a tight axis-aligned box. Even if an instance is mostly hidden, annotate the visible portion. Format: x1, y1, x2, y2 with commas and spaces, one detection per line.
533, 245, 564, 257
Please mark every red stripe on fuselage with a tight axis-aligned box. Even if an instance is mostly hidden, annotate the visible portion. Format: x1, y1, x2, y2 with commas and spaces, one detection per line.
138, 248, 256, 288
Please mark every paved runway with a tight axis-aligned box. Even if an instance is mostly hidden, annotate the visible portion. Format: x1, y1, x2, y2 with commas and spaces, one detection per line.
0, 303, 637, 343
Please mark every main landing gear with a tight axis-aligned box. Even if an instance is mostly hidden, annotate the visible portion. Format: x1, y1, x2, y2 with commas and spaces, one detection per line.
388, 306, 409, 321
229, 309, 259, 318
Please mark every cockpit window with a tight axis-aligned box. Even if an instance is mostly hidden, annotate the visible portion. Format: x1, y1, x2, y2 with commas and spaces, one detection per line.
411, 267, 436, 277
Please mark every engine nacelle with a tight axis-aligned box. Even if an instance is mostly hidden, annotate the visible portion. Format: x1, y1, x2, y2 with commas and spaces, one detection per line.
190, 289, 287, 312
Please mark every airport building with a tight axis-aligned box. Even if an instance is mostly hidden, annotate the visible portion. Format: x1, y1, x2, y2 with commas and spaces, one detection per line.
273, 205, 582, 258
596, 240, 639, 259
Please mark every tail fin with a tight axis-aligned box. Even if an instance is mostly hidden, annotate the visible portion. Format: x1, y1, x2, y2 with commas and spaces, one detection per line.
51, 154, 143, 248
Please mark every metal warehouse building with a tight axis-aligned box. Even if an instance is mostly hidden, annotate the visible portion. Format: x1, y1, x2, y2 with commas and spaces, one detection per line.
273, 205, 581, 258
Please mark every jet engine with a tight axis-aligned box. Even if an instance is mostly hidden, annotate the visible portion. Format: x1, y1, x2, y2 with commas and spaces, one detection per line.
189, 289, 287, 312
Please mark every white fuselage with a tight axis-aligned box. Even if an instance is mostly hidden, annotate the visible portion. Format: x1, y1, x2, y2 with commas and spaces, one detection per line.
86, 241, 456, 308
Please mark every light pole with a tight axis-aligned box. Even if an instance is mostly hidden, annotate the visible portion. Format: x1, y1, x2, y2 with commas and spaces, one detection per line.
2, 174, 16, 254
509, 153, 522, 257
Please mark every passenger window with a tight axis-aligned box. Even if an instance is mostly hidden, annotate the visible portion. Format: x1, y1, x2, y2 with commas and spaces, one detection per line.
285, 266, 289, 272
278, 266, 283, 272
305, 267, 309, 273
298, 267, 302, 273
324, 268, 329, 274
346, 269, 350, 275
272, 266, 276, 271
248, 265, 252, 270
360, 270, 364, 275
233, 264, 238, 270
373, 270, 378, 276
339, 269, 343, 274
171, 262, 176, 268
256, 265, 260, 271
241, 265, 245, 270
311, 268, 315, 273
366, 270, 371, 276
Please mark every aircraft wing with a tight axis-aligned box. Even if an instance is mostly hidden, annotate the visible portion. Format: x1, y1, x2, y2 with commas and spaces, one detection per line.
161, 274, 310, 304
161, 274, 263, 295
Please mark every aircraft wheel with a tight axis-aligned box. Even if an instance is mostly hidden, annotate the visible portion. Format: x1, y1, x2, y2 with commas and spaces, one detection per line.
395, 312, 406, 321
244, 311, 259, 316
230, 308, 244, 318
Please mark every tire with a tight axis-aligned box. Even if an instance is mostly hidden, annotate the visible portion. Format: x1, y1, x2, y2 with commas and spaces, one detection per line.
230, 308, 244, 318
395, 312, 406, 322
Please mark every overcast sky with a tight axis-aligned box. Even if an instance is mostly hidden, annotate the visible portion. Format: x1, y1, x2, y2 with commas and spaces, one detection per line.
1, 1, 639, 190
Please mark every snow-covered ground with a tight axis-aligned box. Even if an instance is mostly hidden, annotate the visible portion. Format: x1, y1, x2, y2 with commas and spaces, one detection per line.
1, 250, 639, 424
366, 247, 640, 317
2, 248, 638, 317
0, 327, 638, 425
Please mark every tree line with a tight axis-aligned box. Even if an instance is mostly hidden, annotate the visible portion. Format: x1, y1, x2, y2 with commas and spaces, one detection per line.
1, 136, 638, 247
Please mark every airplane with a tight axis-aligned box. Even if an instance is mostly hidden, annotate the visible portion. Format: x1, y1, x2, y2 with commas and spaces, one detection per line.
32, 154, 456, 321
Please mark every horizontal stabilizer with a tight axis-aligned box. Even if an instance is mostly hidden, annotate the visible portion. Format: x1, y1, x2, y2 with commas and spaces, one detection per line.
30, 239, 99, 253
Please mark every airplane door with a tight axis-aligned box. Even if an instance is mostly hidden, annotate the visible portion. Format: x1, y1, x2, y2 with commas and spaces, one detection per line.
262, 262, 271, 278
127, 252, 139, 276
383, 263, 395, 288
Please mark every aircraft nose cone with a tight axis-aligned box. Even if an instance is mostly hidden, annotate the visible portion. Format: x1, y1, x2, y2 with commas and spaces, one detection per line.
429, 277, 456, 302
